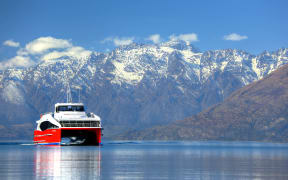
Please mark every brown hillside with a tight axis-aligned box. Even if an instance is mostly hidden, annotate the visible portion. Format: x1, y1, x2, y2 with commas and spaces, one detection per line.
120, 64, 288, 142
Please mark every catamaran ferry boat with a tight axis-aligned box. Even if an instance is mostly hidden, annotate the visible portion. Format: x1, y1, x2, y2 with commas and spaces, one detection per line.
34, 102, 102, 145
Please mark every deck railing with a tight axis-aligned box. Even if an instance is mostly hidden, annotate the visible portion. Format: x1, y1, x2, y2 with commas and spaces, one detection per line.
59, 121, 100, 127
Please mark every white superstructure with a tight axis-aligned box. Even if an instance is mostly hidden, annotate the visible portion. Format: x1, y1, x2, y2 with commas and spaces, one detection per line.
36, 103, 101, 131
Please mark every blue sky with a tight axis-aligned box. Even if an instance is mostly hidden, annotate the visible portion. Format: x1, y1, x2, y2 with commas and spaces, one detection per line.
0, 0, 287, 69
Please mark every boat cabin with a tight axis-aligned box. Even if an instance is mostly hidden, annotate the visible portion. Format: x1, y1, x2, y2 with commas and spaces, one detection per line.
54, 103, 87, 120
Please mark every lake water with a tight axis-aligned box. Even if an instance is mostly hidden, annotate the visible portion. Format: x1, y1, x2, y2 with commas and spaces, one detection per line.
0, 141, 288, 179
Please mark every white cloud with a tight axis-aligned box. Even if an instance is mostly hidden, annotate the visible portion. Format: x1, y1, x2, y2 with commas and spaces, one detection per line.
102, 36, 134, 46
0, 56, 34, 70
16, 48, 29, 56
101, 37, 113, 43
3, 40, 20, 47
223, 33, 248, 41
114, 37, 134, 46
0, 36, 92, 70
169, 33, 198, 43
147, 34, 161, 44
25, 36, 72, 54
41, 46, 91, 61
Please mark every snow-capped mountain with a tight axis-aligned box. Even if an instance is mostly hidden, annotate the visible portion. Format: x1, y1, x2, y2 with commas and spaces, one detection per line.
0, 40, 287, 138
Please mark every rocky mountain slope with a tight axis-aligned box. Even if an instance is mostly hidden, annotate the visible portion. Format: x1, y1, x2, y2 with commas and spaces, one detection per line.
0, 40, 287, 139
120, 64, 288, 142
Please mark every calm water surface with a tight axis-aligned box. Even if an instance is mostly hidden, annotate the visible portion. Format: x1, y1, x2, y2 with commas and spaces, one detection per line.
0, 141, 288, 179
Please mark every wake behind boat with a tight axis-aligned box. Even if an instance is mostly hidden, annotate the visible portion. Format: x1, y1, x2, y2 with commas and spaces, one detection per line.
34, 102, 103, 145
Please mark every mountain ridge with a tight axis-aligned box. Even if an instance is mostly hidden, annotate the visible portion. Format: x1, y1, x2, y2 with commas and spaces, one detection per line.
0, 41, 287, 139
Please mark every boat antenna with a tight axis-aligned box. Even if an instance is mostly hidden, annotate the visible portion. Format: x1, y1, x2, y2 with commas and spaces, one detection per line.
66, 83, 72, 103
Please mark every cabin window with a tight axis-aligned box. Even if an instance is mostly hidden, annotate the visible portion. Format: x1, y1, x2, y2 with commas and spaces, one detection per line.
40, 121, 58, 131
56, 106, 85, 112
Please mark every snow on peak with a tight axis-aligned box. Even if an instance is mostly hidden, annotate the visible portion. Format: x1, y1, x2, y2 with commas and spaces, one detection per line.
0, 41, 287, 96
111, 61, 144, 85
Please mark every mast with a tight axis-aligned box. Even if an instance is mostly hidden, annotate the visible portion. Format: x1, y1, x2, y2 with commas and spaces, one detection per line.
66, 83, 72, 103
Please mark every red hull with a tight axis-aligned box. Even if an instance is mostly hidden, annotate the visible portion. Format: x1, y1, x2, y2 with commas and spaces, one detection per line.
34, 128, 102, 145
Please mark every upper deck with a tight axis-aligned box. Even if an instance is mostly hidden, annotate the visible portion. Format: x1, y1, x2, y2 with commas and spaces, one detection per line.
53, 103, 100, 121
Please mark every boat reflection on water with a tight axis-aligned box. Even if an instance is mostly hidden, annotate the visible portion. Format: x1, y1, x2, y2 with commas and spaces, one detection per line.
34, 145, 101, 179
